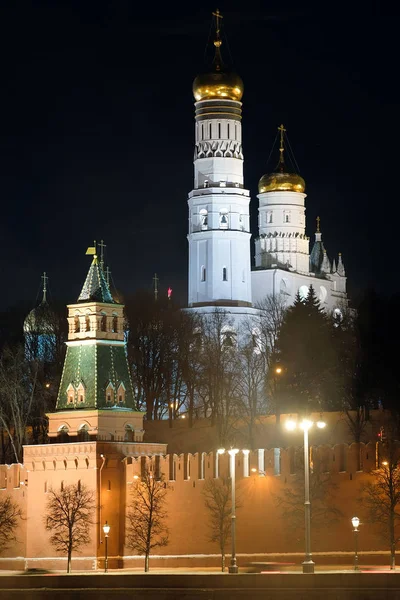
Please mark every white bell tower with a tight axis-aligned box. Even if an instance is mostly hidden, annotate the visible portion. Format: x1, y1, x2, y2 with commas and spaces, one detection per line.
187, 12, 252, 310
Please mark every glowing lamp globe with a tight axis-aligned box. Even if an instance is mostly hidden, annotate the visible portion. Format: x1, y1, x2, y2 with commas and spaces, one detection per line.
103, 522, 110, 536
285, 419, 297, 431
300, 419, 313, 431
351, 516, 360, 530
316, 420, 326, 429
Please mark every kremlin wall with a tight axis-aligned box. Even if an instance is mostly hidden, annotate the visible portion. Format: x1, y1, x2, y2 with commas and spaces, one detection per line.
0, 411, 393, 571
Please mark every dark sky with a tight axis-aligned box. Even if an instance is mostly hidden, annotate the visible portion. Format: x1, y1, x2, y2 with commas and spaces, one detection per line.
0, 1, 396, 312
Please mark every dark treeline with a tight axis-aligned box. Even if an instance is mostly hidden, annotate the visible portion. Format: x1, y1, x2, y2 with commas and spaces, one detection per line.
0, 287, 399, 463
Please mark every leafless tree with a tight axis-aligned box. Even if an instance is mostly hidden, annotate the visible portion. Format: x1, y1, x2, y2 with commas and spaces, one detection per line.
126, 468, 169, 572
360, 434, 400, 569
0, 345, 40, 463
44, 482, 95, 573
236, 323, 267, 449
196, 309, 241, 446
202, 477, 232, 572
343, 407, 370, 470
0, 496, 23, 553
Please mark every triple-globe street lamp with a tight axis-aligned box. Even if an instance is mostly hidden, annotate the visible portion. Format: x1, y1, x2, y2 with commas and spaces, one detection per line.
285, 416, 326, 574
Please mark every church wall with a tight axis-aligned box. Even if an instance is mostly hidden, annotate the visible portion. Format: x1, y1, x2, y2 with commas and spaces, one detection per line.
251, 267, 346, 312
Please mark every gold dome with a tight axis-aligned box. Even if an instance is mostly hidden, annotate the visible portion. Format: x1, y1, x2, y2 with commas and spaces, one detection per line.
193, 70, 243, 102
258, 171, 306, 194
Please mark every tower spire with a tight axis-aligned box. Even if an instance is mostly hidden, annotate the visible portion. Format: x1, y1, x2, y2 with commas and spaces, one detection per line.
278, 124, 286, 172
41, 271, 48, 304
316, 216, 321, 233
153, 273, 159, 302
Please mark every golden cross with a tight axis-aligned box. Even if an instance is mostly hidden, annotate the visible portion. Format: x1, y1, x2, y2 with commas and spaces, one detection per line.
316, 216, 321, 233
278, 124, 286, 167
212, 8, 223, 39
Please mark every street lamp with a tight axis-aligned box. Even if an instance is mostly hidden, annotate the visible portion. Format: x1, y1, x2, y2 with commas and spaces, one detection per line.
351, 516, 360, 571
285, 416, 326, 573
218, 447, 247, 573
103, 521, 110, 573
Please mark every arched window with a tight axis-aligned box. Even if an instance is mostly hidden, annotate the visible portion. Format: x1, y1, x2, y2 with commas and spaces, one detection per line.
106, 383, 114, 405
66, 384, 75, 405
117, 383, 126, 405
227, 123, 230, 139
267, 211, 273, 224
218, 122, 221, 138
209, 122, 212, 138
112, 315, 118, 333
299, 285, 309, 301
201, 265, 206, 282
201, 123, 204, 140
199, 208, 208, 230
221, 327, 237, 349
219, 210, 228, 229
85, 315, 91, 332
235, 123, 237, 140
74, 316, 80, 333
58, 426, 69, 443
101, 313, 107, 332
78, 424, 89, 442
77, 382, 85, 404
124, 425, 134, 442
222, 267, 227, 281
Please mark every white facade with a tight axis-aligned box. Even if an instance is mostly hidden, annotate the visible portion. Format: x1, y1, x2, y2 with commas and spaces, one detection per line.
187, 99, 253, 311
187, 88, 348, 321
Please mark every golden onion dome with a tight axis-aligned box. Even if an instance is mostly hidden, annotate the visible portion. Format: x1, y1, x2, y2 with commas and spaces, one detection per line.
193, 70, 243, 102
258, 171, 306, 194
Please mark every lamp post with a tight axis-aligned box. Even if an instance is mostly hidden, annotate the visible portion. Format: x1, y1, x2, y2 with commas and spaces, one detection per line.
285, 416, 326, 574
351, 516, 360, 571
103, 521, 110, 573
218, 447, 246, 573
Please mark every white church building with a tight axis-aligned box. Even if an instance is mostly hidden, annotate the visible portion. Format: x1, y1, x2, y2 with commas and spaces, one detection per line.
187, 16, 348, 323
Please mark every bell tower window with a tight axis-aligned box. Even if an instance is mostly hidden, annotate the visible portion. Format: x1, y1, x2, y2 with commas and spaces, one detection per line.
222, 267, 227, 281
201, 266, 206, 282
219, 210, 228, 229
74, 315, 80, 333
85, 315, 90, 332
101, 313, 107, 332
112, 315, 118, 333
200, 209, 208, 230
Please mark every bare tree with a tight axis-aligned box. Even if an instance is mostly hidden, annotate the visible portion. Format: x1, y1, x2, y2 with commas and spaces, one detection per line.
0, 496, 23, 553
360, 437, 400, 569
44, 482, 95, 573
202, 477, 232, 572
0, 345, 40, 463
126, 468, 169, 572
196, 309, 241, 446
236, 323, 267, 449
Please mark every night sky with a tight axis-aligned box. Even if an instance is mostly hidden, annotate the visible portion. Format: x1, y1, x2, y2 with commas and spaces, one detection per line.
0, 1, 396, 312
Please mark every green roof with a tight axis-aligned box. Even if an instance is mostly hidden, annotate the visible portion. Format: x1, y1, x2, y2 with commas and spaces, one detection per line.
78, 257, 115, 304
56, 343, 136, 411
